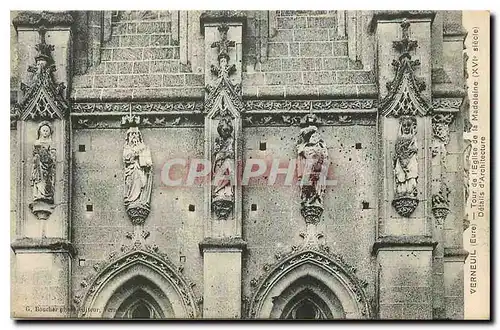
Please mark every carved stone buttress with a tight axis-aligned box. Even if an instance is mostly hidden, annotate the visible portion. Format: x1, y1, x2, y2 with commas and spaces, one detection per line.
380, 19, 431, 218
204, 23, 244, 225
18, 27, 69, 221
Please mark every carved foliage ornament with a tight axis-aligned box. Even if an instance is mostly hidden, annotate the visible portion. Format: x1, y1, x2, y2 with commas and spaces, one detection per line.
380, 19, 431, 118
392, 116, 419, 217
122, 123, 153, 225
432, 113, 454, 145
432, 182, 451, 226
12, 11, 74, 28
72, 100, 377, 115
19, 27, 68, 121
72, 102, 205, 114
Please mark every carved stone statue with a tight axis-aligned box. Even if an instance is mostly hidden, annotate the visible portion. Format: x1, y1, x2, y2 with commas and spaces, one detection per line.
212, 115, 235, 219
297, 115, 329, 225
29, 121, 56, 220
392, 116, 419, 217
123, 127, 153, 225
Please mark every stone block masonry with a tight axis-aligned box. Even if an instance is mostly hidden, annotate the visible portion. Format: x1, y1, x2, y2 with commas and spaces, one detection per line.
72, 11, 204, 101
244, 10, 376, 98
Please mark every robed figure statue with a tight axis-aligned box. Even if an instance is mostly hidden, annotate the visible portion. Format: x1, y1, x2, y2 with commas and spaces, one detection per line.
123, 127, 153, 225
392, 116, 419, 217
31, 121, 56, 203
297, 123, 329, 225
211, 116, 235, 220
393, 116, 418, 198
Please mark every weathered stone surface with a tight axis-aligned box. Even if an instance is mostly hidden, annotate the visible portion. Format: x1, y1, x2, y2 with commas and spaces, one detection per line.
10, 10, 468, 320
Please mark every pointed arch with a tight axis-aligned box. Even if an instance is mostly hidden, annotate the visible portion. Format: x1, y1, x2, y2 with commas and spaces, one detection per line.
18, 30, 68, 121
75, 249, 199, 318
103, 276, 170, 318
380, 56, 431, 117
205, 74, 245, 117
247, 249, 371, 319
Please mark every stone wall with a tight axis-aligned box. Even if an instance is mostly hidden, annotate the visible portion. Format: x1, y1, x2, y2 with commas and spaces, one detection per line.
71, 11, 204, 101
244, 10, 376, 98
71, 127, 205, 297
10, 10, 469, 320
242, 124, 378, 303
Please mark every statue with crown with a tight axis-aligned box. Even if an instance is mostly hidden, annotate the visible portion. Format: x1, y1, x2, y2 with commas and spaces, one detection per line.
122, 115, 153, 225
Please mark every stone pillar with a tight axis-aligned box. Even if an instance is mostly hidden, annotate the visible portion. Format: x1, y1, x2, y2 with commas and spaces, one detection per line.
11, 11, 74, 318
371, 12, 436, 319
199, 12, 247, 319
440, 12, 469, 319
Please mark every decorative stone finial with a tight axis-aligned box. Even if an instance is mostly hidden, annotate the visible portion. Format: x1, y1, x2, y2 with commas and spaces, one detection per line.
210, 23, 237, 78
19, 26, 67, 121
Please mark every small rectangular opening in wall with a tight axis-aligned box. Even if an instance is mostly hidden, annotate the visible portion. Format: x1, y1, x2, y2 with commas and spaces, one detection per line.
79, 144, 86, 152
79, 258, 86, 266
86, 204, 93, 212
362, 201, 370, 209
251, 204, 257, 211
188, 204, 195, 212
355, 143, 362, 149
259, 142, 267, 151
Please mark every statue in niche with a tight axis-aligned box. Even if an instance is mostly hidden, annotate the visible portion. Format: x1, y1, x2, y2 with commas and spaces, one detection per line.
212, 114, 235, 219
30, 121, 56, 206
123, 127, 153, 225
297, 115, 329, 225
392, 116, 419, 217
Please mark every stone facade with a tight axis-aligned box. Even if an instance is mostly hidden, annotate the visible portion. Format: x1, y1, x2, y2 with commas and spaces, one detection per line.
10, 10, 469, 319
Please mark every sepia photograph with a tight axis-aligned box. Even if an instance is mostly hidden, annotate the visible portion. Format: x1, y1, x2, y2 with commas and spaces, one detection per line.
9, 8, 490, 320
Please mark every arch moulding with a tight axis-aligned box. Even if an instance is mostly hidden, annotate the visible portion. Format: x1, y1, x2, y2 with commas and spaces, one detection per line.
73, 244, 200, 319
247, 246, 372, 319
